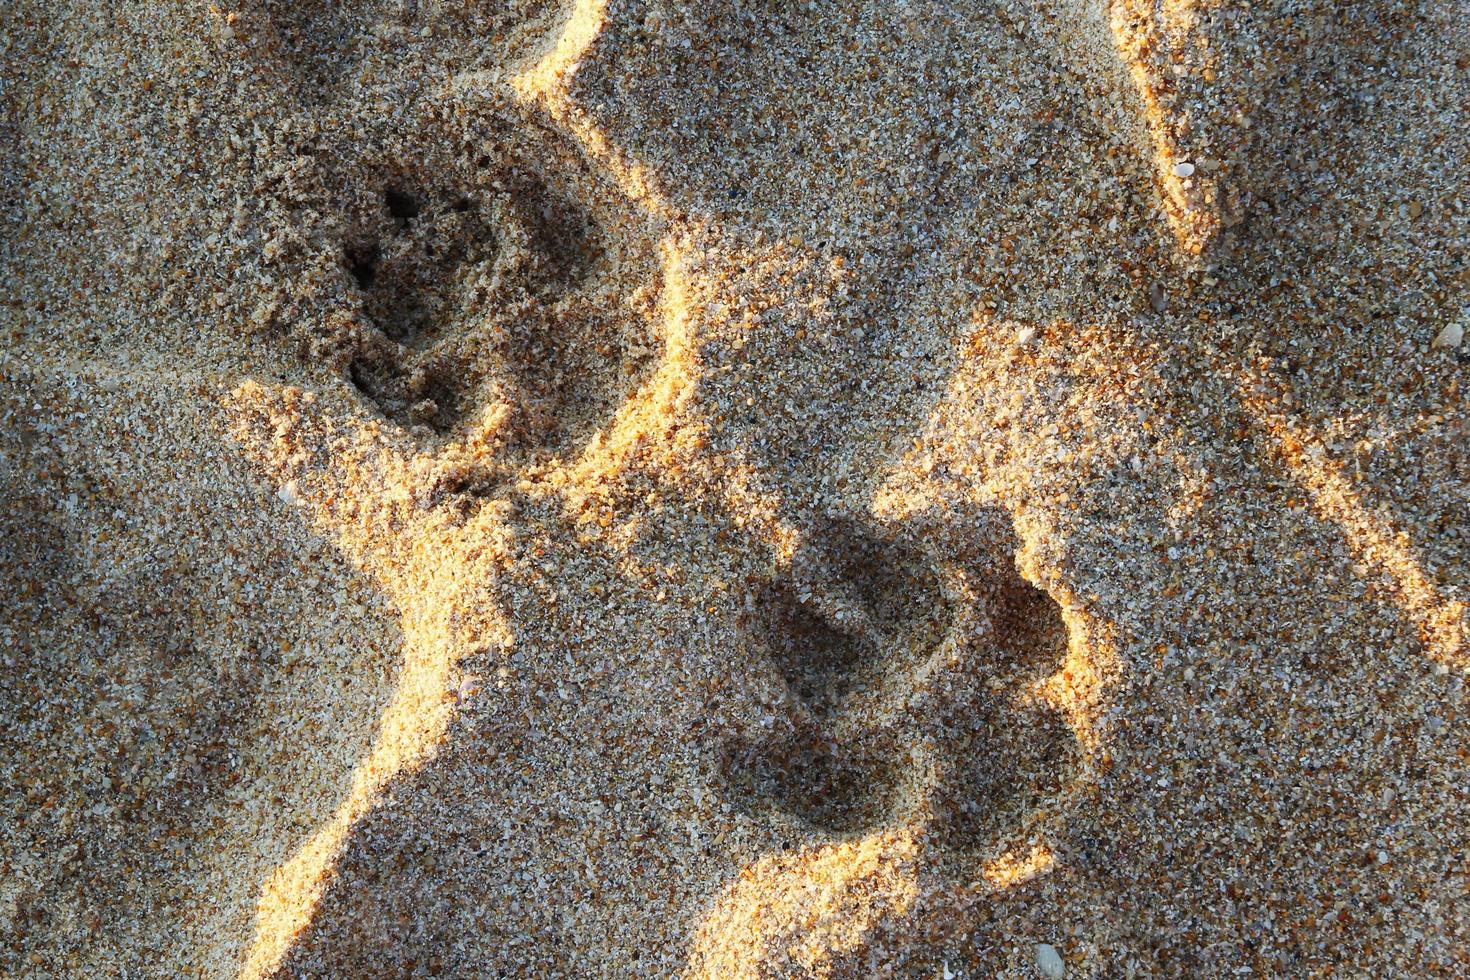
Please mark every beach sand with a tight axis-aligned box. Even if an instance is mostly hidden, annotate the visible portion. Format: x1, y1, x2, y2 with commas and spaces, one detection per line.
2, 0, 1468, 975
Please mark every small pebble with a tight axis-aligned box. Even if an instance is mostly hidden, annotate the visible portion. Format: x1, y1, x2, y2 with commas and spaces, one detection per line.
1035, 942, 1065, 978
1432, 319, 1463, 349
1172, 161, 1195, 178
1149, 281, 1170, 313
1015, 324, 1039, 347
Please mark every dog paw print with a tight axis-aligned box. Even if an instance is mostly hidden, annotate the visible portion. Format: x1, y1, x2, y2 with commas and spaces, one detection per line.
232, 0, 665, 477
336, 157, 641, 457
340, 182, 495, 434
722, 515, 1078, 858
231, 95, 666, 483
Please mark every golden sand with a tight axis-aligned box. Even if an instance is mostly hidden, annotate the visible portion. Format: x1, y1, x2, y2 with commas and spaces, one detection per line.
2, 0, 1468, 975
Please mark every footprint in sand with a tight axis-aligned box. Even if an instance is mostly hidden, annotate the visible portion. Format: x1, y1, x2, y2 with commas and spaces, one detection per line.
238, 85, 661, 483
336, 151, 656, 457
722, 513, 1078, 861
233, 0, 661, 471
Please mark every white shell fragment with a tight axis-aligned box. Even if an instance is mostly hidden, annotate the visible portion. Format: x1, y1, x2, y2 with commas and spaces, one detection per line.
276, 480, 304, 508
1036, 943, 1065, 978
1015, 324, 1039, 347
1432, 318, 1463, 349
1171, 161, 1196, 178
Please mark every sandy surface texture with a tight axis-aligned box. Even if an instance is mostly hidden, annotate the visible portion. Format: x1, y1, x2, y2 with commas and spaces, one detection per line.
2, 0, 1468, 976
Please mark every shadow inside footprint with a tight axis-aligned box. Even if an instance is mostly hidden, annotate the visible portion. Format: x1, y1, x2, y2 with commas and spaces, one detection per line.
824, 521, 949, 654
723, 727, 905, 834
724, 512, 1079, 862
332, 152, 656, 453
724, 522, 948, 833
931, 694, 1077, 852
753, 580, 867, 712
346, 184, 497, 342
341, 182, 496, 433
751, 520, 948, 718
931, 573, 1077, 853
